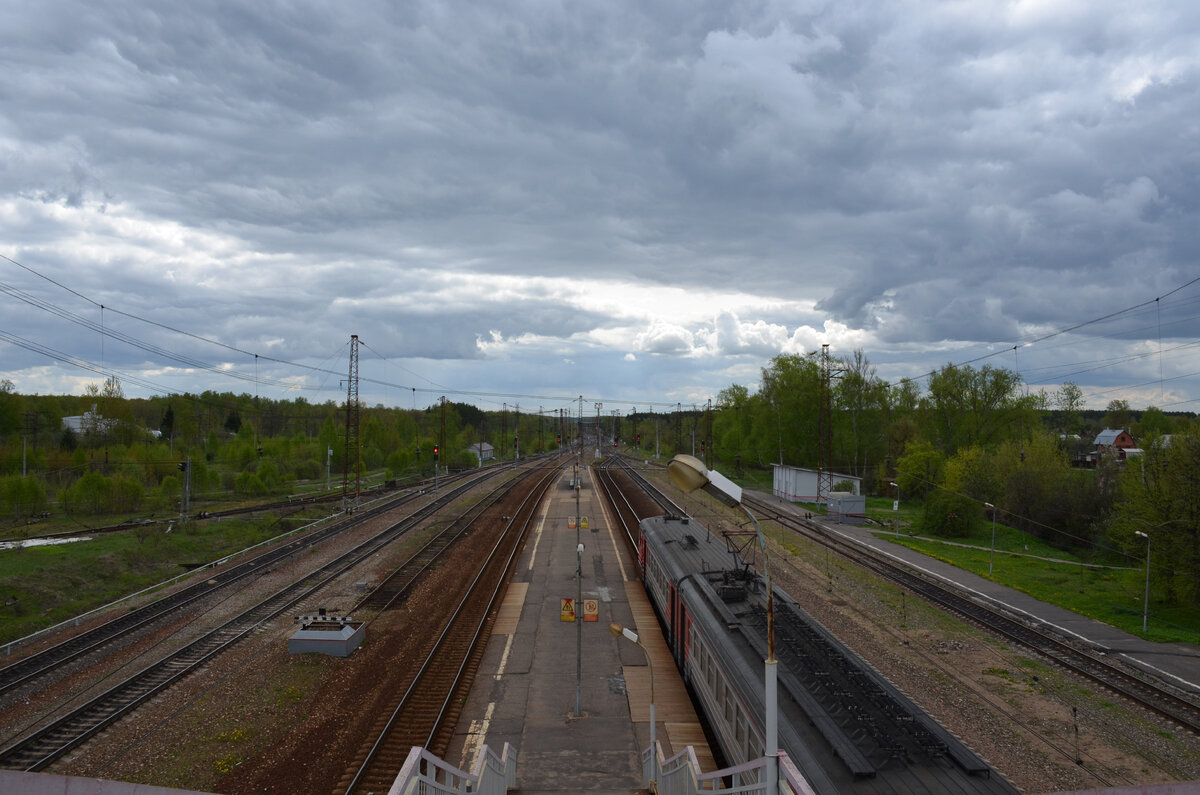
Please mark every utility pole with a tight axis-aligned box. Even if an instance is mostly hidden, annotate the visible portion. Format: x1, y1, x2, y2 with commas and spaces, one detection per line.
342, 334, 361, 509
817, 344, 836, 505
440, 396, 447, 470
179, 457, 190, 524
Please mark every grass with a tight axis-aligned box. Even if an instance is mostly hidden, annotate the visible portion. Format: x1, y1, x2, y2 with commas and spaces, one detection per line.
0, 509, 328, 645
878, 517, 1200, 645
142, 652, 330, 791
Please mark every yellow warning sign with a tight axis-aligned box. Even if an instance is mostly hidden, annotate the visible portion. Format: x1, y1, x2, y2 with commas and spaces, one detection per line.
581, 516, 590, 529
583, 599, 599, 622
568, 516, 577, 529
560, 598, 576, 622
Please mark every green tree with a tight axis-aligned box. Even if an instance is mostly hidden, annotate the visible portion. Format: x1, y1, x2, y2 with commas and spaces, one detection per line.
1103, 399, 1132, 432
921, 489, 980, 538
894, 440, 945, 499
1133, 406, 1173, 441
1, 474, 47, 518
1054, 382, 1085, 436
0, 379, 21, 437
754, 354, 821, 467
835, 350, 890, 479
1113, 422, 1200, 605
714, 384, 752, 473
922, 364, 1032, 453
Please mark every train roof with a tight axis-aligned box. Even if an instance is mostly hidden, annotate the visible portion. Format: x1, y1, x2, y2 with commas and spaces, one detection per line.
640, 515, 1019, 794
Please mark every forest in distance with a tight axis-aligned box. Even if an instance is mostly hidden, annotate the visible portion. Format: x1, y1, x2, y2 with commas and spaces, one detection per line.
1, 348, 1199, 612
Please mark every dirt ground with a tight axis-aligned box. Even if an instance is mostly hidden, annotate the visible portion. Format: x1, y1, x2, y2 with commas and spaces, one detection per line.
10, 469, 1200, 795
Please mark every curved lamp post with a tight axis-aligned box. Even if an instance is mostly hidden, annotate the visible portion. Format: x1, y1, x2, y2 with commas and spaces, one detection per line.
1134, 530, 1150, 634
667, 454, 777, 795
1128, 521, 1185, 638
984, 502, 996, 576
890, 481, 900, 538
610, 622, 656, 784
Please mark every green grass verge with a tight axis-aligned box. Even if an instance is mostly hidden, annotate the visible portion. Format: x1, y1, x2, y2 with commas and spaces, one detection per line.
886, 529, 1200, 645
0, 510, 326, 645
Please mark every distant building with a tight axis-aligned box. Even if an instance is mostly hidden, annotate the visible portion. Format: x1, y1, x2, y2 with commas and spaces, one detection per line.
61, 404, 116, 436
469, 442, 495, 464
1074, 428, 1139, 467
771, 464, 861, 504
1094, 428, 1137, 460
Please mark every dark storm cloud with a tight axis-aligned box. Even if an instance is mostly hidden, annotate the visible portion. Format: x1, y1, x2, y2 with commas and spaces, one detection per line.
2, 0, 1199, 408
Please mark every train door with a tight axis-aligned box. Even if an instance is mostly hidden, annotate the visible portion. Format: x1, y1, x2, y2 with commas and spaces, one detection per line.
667, 583, 679, 661
677, 601, 690, 665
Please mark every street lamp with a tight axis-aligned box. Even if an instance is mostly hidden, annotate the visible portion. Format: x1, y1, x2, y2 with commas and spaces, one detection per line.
610, 622, 656, 785
576, 541, 584, 716
889, 481, 900, 538
1127, 518, 1184, 635
985, 502, 996, 576
667, 454, 777, 795
1134, 531, 1150, 634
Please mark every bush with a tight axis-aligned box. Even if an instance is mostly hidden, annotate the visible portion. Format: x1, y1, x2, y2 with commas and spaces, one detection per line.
0, 475, 47, 518
234, 471, 268, 496
920, 490, 981, 538
59, 472, 144, 515
61, 472, 111, 514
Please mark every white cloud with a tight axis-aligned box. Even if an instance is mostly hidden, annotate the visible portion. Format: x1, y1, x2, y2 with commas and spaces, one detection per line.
1, 0, 1198, 411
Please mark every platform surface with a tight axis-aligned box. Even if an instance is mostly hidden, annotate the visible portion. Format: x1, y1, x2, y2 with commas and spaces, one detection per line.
446, 458, 715, 791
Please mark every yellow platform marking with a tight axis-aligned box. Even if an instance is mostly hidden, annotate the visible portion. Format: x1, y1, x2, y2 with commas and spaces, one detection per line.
491, 582, 527, 635
621, 580, 716, 773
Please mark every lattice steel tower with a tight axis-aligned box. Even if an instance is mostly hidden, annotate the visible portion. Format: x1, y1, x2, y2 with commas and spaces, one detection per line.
343, 334, 361, 507
817, 344, 834, 504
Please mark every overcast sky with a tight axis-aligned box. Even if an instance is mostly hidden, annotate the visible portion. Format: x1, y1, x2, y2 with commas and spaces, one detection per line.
3, 0, 1199, 418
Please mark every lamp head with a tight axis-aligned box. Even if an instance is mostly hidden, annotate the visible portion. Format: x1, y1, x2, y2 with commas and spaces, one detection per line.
668, 454, 742, 508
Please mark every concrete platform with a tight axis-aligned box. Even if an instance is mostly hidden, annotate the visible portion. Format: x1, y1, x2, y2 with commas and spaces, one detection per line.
446, 458, 715, 792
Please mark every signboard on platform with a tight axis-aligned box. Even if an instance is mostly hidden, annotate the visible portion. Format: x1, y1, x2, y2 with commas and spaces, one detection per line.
583, 599, 599, 621
580, 516, 589, 529
560, 598, 575, 622
568, 516, 577, 529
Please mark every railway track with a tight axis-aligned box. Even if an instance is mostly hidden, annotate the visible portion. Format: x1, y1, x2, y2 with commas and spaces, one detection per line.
0, 467, 500, 700
593, 455, 682, 550
0, 468, 510, 772
339, 460, 565, 794
744, 495, 1200, 738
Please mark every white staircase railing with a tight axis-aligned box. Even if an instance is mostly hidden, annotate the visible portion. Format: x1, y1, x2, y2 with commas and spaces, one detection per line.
650, 746, 818, 795
387, 742, 517, 795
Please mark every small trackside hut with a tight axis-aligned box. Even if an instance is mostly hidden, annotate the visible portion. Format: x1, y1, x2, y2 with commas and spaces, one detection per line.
288, 610, 365, 657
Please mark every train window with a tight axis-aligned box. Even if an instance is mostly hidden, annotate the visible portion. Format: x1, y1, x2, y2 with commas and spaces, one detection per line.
735, 713, 746, 748
724, 685, 734, 723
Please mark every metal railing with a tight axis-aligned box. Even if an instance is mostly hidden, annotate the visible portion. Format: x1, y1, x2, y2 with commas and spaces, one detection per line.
386, 743, 517, 795
651, 748, 818, 795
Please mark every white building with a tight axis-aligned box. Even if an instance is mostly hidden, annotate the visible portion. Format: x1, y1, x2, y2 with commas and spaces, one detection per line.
771, 464, 862, 503
469, 442, 495, 464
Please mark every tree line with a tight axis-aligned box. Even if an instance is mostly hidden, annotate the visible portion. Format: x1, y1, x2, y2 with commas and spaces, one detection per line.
2, 355, 1198, 607
706, 351, 1199, 608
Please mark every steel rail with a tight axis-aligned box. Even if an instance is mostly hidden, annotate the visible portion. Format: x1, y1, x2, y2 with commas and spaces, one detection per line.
0, 471, 499, 771
744, 495, 1200, 737
0, 467, 502, 699
343, 461, 563, 793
